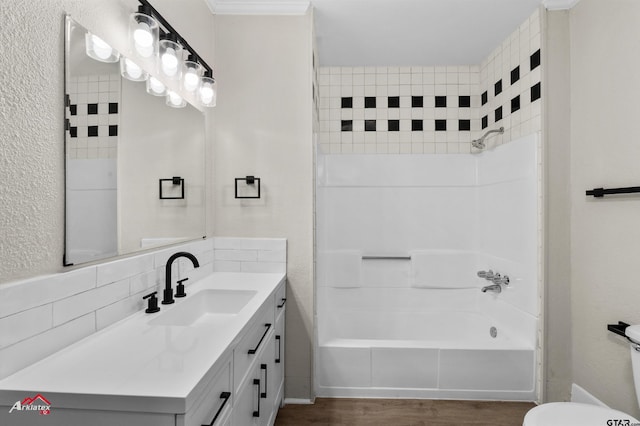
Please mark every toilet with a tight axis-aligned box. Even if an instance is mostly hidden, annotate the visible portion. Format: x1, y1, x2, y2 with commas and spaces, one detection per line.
523, 324, 640, 425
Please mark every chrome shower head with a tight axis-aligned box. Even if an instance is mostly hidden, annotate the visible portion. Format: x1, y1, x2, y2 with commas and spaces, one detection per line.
471, 139, 486, 150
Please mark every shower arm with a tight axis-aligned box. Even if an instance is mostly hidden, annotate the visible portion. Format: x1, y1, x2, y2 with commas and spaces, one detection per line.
475, 126, 504, 144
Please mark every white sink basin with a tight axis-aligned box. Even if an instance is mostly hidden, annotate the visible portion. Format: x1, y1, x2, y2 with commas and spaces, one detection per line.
149, 289, 257, 326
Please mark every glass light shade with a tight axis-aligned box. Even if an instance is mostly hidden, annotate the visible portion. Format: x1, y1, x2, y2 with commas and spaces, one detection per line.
129, 11, 159, 59
159, 39, 182, 80
146, 76, 167, 96
120, 57, 148, 82
182, 60, 203, 92
199, 76, 217, 107
85, 32, 119, 63
166, 90, 186, 108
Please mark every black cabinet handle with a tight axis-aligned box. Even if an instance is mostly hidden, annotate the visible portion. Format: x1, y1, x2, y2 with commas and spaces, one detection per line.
201, 391, 231, 426
260, 364, 268, 398
277, 298, 287, 309
275, 335, 281, 363
252, 379, 261, 417
248, 323, 272, 355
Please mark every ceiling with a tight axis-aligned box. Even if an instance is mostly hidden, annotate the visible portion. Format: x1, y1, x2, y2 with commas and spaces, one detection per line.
207, 0, 580, 66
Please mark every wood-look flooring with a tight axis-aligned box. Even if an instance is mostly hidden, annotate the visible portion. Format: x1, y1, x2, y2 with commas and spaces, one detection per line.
275, 398, 535, 426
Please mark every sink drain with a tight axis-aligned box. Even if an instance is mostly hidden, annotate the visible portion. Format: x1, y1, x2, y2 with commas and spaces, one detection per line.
490, 326, 497, 338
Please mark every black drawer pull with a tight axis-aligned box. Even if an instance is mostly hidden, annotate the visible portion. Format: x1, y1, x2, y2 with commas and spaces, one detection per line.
275, 335, 282, 363
252, 379, 261, 417
277, 298, 287, 308
260, 363, 268, 398
248, 323, 272, 355
202, 391, 231, 426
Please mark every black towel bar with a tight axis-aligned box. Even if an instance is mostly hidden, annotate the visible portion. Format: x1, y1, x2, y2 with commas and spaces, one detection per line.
586, 186, 640, 197
607, 321, 631, 342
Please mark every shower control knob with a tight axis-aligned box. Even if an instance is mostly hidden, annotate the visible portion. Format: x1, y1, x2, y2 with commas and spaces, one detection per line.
493, 275, 510, 286
477, 270, 494, 279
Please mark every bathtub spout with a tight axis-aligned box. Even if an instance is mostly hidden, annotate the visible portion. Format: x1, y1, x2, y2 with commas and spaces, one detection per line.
481, 284, 502, 293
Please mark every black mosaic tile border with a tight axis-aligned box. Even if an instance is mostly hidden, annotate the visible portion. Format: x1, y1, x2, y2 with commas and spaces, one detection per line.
335, 48, 542, 134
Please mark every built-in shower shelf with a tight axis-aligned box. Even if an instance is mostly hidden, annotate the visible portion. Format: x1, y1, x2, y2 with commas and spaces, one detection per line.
586, 186, 640, 198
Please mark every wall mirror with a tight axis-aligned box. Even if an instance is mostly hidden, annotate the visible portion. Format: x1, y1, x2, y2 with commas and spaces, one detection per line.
64, 16, 206, 266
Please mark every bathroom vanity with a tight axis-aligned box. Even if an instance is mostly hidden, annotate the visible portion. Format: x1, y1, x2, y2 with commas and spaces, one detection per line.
0, 272, 286, 426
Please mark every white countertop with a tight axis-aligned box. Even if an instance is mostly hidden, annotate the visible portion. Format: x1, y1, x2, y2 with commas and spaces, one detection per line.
0, 272, 285, 414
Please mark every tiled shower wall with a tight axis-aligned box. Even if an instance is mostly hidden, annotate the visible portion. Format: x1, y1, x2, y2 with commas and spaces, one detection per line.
318, 9, 541, 154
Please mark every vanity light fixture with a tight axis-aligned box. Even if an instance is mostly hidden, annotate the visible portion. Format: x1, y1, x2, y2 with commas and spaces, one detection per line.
135, 0, 217, 108
166, 90, 186, 108
85, 32, 119, 63
129, 5, 159, 59
120, 57, 148, 81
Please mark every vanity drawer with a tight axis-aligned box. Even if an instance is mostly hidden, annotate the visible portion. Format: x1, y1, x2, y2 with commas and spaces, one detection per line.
179, 355, 233, 426
234, 299, 275, 393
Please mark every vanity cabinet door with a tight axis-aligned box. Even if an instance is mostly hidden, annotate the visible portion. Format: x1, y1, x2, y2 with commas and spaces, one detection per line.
178, 354, 233, 426
232, 329, 277, 426
232, 361, 262, 426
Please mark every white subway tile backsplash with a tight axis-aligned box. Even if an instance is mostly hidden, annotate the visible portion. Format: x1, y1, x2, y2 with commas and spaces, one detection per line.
0, 313, 95, 379
215, 249, 258, 262
96, 295, 143, 331
129, 269, 160, 296
240, 262, 287, 274
258, 249, 287, 263
0, 304, 52, 349
53, 279, 130, 327
213, 260, 242, 272
0, 267, 97, 317
96, 254, 154, 287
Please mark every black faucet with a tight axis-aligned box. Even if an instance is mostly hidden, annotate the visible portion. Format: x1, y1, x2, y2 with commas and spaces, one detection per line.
162, 251, 200, 305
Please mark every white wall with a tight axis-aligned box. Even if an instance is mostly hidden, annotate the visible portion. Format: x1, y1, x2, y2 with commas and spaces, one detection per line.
543, 9, 572, 403
567, 0, 640, 416
212, 14, 315, 400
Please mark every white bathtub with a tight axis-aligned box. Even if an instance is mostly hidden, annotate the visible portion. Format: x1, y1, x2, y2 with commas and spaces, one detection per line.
316, 305, 536, 400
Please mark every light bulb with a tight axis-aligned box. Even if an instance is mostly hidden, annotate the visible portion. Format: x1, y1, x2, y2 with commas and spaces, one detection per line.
199, 75, 217, 107
133, 22, 154, 57
91, 35, 113, 60
184, 70, 200, 92
161, 48, 179, 76
126, 59, 143, 79
166, 90, 186, 108
148, 77, 166, 95
85, 32, 119, 63
200, 86, 214, 104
